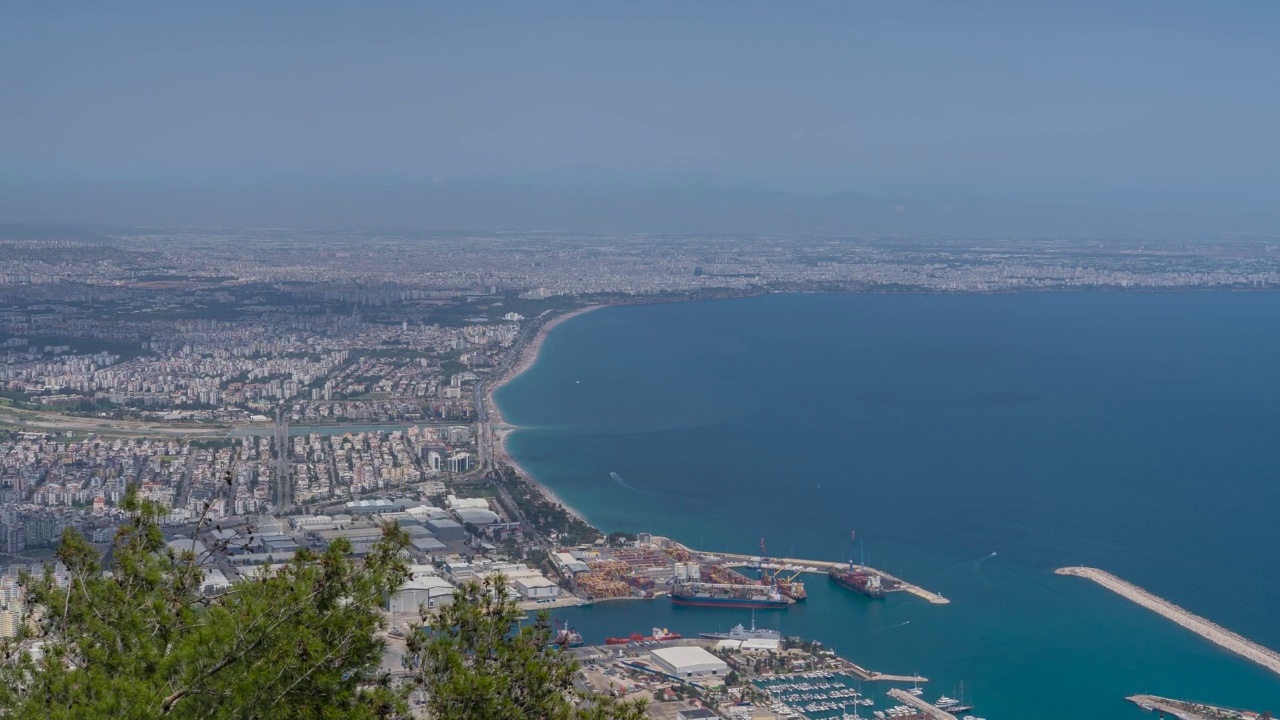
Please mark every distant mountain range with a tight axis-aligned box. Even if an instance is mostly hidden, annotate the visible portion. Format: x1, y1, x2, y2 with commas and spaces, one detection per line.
2, 173, 1277, 237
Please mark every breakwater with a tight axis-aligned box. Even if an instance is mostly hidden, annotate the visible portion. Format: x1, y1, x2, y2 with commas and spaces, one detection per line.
1057, 567, 1280, 678
1126, 695, 1216, 720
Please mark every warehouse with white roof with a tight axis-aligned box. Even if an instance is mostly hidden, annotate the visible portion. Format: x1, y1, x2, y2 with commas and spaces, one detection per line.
387, 575, 456, 614
649, 646, 728, 679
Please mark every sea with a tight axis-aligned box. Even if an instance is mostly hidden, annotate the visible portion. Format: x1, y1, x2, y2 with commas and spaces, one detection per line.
493, 292, 1280, 719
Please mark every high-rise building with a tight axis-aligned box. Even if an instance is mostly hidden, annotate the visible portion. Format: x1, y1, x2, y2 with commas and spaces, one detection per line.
3, 526, 26, 554
0, 610, 19, 639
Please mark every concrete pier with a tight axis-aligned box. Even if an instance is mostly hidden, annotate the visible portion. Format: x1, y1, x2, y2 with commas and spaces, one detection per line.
886, 689, 957, 720
842, 659, 927, 683
1058, 566, 1280, 678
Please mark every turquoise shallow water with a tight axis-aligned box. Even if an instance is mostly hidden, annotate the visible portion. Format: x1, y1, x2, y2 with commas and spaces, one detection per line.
494, 293, 1280, 718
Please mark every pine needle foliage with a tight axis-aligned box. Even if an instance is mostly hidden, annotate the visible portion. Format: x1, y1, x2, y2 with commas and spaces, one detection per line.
0, 488, 656, 720
0, 487, 411, 720
406, 575, 648, 720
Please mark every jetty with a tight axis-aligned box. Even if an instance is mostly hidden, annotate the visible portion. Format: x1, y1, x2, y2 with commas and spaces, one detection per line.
1126, 694, 1248, 720
887, 688, 957, 720
1057, 566, 1280, 678
708, 550, 950, 604
842, 660, 927, 684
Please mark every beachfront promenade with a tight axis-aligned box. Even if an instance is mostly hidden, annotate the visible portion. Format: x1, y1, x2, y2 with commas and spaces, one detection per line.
1057, 566, 1280, 678
698, 549, 950, 605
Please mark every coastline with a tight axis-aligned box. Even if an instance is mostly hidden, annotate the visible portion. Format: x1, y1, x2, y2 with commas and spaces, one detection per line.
484, 304, 606, 524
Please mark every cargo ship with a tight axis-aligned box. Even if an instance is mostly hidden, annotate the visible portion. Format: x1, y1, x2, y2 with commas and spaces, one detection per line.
552, 620, 584, 648
827, 562, 896, 599
604, 627, 682, 645
670, 581, 792, 609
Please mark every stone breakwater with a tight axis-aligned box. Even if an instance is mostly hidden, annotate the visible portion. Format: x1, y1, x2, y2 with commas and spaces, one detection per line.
1057, 566, 1280, 678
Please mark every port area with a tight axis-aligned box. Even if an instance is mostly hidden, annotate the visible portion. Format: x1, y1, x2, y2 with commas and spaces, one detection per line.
712, 551, 950, 605
886, 689, 958, 720
549, 537, 946, 610
567, 636, 933, 720
1056, 567, 1280, 677
1126, 694, 1266, 720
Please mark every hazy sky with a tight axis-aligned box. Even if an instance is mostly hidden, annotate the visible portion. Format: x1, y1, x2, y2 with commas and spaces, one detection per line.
2, 1, 1278, 232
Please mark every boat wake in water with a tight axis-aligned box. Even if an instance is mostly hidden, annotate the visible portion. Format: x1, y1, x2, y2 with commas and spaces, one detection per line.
610, 471, 650, 494
873, 620, 912, 633
973, 551, 999, 593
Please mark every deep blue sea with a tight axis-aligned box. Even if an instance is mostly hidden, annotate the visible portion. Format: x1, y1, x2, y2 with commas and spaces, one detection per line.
494, 293, 1280, 719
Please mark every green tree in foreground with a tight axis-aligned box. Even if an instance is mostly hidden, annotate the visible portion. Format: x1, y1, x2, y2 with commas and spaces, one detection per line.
0, 488, 411, 720
0, 487, 651, 720
406, 575, 647, 720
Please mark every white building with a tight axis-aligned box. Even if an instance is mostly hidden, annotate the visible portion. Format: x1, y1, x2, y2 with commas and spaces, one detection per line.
387, 576, 456, 614
200, 568, 233, 596
445, 562, 474, 582
289, 514, 334, 530
513, 576, 560, 600
649, 646, 729, 679
553, 551, 590, 575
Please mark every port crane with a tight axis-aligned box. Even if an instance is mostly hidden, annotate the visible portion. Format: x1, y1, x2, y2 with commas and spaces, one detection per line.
760, 538, 808, 600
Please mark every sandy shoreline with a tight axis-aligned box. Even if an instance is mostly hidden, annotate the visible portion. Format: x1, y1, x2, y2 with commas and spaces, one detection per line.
484, 304, 606, 524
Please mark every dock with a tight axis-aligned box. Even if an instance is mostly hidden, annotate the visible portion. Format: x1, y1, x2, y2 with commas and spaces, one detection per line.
1058, 567, 1280, 678
842, 660, 927, 684
886, 689, 957, 720
706, 549, 950, 604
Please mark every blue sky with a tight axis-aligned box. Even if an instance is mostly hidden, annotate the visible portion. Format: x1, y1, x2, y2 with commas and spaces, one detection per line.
2, 1, 1278, 232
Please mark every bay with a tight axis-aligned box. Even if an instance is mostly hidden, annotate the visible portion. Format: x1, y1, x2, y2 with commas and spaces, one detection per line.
494, 292, 1280, 718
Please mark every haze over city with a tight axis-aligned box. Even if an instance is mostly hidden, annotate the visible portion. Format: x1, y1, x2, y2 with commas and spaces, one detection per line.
3, 1, 1279, 234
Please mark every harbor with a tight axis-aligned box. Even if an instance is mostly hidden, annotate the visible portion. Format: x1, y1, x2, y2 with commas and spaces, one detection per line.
754, 672, 984, 720
552, 534, 947, 611
560, 626, 980, 720
710, 551, 950, 605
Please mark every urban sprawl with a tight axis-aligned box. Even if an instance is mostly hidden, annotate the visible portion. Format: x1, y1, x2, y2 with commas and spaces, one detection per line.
2, 229, 1277, 720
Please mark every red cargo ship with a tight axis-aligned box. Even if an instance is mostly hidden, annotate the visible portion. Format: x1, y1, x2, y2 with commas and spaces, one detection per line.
827, 561, 897, 599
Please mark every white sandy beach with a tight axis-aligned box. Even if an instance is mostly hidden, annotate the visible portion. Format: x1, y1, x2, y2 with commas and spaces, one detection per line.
484, 305, 605, 524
